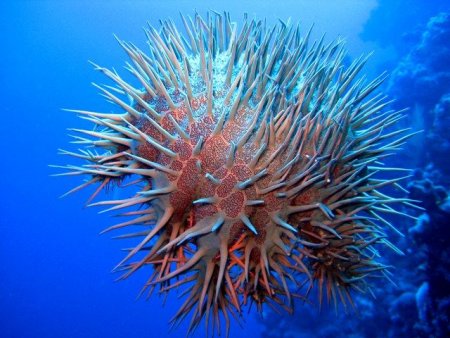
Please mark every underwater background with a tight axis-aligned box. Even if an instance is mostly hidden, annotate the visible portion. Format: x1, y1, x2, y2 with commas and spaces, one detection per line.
1, 1, 449, 337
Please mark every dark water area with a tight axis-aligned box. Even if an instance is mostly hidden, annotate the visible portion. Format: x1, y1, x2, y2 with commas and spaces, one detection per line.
1, 1, 449, 337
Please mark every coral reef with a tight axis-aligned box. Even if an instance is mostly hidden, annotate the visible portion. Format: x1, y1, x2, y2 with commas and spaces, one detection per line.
407, 174, 450, 336
424, 96, 450, 184
377, 12, 450, 337
388, 13, 450, 112
390, 18, 450, 335
362, 0, 450, 54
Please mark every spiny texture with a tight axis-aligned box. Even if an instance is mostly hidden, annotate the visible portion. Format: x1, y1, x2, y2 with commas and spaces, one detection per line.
57, 12, 420, 337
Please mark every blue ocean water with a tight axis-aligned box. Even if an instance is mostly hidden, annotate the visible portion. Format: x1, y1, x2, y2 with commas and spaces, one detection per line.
1, 1, 449, 337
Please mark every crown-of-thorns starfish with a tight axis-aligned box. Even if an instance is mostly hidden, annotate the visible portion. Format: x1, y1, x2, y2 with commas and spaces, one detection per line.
54, 11, 421, 337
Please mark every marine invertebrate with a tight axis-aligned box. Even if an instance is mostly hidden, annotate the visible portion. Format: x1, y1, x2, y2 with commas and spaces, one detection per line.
56, 12, 419, 336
